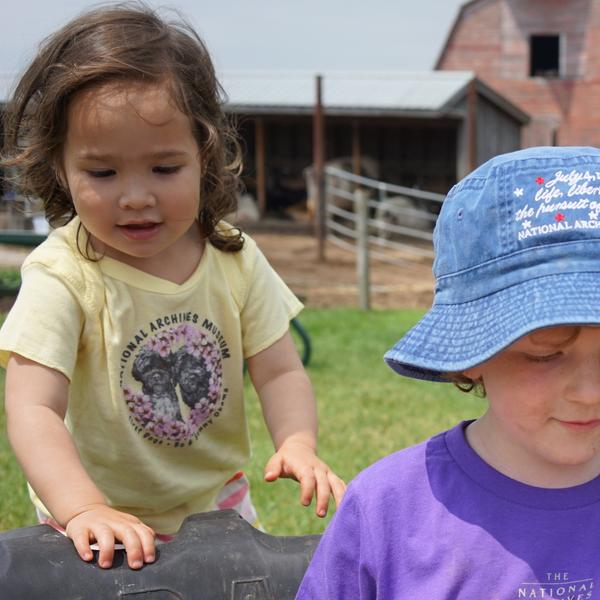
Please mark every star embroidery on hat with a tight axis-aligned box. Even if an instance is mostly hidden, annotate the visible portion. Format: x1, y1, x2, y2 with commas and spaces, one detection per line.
513, 187, 524, 197
536, 176, 545, 185
521, 220, 532, 229
555, 213, 565, 222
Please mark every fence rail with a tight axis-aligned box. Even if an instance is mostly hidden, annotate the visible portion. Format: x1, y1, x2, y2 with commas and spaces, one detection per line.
323, 165, 445, 308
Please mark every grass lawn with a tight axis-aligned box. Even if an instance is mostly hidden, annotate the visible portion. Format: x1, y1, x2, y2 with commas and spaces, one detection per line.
0, 307, 485, 535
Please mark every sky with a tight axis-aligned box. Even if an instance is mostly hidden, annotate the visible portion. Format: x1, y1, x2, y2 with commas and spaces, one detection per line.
1, 0, 466, 77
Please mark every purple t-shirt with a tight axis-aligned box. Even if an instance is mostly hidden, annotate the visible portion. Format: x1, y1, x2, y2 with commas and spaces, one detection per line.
296, 421, 600, 599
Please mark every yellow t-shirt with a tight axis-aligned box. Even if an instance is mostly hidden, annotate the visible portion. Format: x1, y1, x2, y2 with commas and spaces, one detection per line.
0, 218, 302, 533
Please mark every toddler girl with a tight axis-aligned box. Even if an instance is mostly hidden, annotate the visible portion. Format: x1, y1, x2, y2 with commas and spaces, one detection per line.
0, 4, 344, 571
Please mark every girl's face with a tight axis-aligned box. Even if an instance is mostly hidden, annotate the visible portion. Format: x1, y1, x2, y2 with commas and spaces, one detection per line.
61, 81, 204, 281
465, 326, 600, 488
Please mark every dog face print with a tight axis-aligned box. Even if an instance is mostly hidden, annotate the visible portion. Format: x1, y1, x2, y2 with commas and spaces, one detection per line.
132, 348, 183, 422
123, 322, 227, 446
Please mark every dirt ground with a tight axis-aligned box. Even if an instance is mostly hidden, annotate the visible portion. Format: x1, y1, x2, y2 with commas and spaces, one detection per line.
250, 231, 434, 309
0, 230, 435, 310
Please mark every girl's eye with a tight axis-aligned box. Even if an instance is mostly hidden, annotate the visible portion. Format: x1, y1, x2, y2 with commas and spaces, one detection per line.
153, 166, 181, 175
524, 352, 562, 363
88, 170, 115, 178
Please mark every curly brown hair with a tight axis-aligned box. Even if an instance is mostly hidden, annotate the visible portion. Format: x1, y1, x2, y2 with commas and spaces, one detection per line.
2, 1, 244, 252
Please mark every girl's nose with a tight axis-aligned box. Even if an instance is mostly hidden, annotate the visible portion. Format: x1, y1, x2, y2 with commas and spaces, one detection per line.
118, 181, 157, 210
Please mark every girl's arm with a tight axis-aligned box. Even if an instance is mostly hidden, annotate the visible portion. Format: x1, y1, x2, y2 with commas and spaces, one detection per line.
246, 331, 346, 517
5, 353, 155, 569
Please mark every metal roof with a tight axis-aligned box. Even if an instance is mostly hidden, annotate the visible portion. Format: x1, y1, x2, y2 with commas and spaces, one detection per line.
221, 70, 475, 115
220, 70, 528, 121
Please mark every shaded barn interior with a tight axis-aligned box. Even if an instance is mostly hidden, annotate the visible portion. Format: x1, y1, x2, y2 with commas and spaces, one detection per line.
237, 116, 458, 216
223, 71, 528, 219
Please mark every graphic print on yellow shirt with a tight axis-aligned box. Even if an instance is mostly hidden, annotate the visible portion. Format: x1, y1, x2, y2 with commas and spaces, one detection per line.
122, 315, 230, 447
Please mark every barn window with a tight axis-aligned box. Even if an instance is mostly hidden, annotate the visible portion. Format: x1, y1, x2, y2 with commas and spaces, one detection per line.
530, 35, 560, 78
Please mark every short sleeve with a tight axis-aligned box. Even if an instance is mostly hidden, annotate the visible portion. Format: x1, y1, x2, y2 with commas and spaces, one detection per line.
0, 263, 83, 380
240, 246, 303, 358
295, 486, 377, 599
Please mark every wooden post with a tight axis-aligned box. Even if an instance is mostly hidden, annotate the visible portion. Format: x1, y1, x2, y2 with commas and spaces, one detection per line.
467, 78, 478, 172
352, 119, 361, 179
313, 74, 326, 262
255, 117, 267, 216
355, 188, 370, 310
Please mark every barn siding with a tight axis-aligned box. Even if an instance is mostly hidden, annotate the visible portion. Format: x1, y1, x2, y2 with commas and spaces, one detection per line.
438, 0, 600, 147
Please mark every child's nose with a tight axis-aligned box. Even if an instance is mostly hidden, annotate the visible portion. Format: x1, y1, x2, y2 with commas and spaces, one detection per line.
567, 357, 600, 406
118, 180, 157, 210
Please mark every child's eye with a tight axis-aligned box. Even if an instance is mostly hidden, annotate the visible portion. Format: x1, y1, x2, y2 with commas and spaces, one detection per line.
524, 352, 562, 363
88, 169, 115, 178
153, 166, 181, 175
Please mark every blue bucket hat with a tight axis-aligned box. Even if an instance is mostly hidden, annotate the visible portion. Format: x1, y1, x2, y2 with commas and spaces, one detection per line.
384, 146, 600, 382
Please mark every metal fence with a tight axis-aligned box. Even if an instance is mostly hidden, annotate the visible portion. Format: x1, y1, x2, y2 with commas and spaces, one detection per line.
323, 165, 445, 308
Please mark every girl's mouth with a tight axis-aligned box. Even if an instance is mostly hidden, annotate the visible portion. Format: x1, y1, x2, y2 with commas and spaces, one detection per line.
118, 222, 161, 240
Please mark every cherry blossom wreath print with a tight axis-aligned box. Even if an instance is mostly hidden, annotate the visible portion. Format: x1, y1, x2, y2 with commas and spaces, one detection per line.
122, 320, 228, 446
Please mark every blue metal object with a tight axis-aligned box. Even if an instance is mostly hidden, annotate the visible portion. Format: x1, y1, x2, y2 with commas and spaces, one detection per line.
0, 509, 320, 599
290, 317, 312, 366
0, 230, 47, 247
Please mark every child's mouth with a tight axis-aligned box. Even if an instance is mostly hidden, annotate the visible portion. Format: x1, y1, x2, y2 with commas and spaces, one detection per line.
559, 419, 600, 431
119, 222, 161, 240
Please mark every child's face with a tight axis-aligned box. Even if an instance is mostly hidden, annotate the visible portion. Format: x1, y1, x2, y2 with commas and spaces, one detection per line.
61, 80, 203, 275
465, 325, 600, 487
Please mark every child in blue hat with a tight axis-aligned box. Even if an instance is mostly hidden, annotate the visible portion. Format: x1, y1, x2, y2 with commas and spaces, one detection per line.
297, 146, 600, 599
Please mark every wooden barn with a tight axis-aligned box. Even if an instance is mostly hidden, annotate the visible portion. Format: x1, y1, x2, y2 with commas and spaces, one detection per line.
437, 0, 600, 148
222, 71, 528, 217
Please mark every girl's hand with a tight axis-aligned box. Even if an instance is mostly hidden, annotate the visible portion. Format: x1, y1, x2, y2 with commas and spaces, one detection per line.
263, 440, 346, 517
65, 504, 156, 569
5, 355, 157, 569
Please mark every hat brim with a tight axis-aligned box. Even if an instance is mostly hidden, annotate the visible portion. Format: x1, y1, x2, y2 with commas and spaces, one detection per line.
384, 271, 600, 382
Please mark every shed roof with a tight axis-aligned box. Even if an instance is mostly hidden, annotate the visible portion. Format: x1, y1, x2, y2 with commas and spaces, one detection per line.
221, 70, 528, 122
